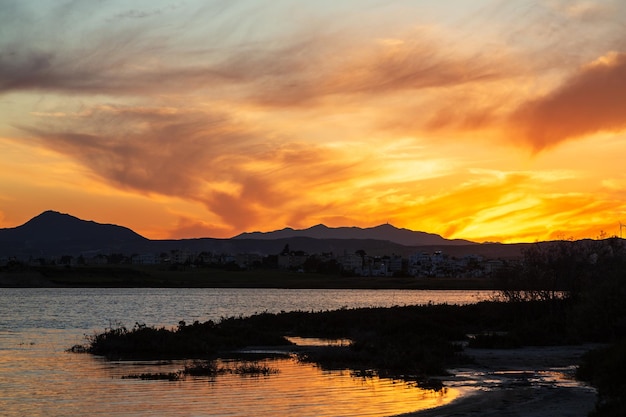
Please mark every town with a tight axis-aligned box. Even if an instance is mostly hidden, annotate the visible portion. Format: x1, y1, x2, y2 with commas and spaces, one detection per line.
1, 246, 507, 279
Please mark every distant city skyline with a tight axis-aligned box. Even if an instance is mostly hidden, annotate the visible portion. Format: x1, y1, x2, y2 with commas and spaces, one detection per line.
1, 0, 625, 243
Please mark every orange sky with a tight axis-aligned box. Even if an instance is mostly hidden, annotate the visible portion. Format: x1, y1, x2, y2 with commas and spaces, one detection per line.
1, 0, 626, 243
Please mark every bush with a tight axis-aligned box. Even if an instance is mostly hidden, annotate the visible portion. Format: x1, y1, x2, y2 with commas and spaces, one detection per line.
85, 319, 291, 360
577, 340, 626, 417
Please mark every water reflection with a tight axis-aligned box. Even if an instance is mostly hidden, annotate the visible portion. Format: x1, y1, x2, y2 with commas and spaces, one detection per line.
1, 288, 489, 417
286, 336, 352, 347
0, 341, 456, 417
98, 357, 456, 417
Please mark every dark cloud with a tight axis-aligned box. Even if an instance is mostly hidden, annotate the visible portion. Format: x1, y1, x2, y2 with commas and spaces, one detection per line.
510, 52, 626, 150
20, 106, 234, 195
0, 48, 55, 91
18, 103, 367, 230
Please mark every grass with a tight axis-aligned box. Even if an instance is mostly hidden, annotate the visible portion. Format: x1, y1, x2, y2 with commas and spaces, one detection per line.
81, 319, 291, 360
121, 360, 279, 381
123, 372, 181, 381
72, 299, 588, 387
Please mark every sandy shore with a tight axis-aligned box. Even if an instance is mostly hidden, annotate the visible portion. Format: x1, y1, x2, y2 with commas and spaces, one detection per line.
397, 344, 600, 417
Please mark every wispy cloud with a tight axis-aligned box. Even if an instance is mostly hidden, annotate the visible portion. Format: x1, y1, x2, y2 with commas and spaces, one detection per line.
19, 103, 373, 233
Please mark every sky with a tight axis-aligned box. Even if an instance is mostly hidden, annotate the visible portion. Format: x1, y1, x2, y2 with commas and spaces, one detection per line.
1, 0, 626, 243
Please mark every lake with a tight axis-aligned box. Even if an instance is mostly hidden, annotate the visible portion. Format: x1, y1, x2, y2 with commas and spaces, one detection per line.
0, 288, 495, 416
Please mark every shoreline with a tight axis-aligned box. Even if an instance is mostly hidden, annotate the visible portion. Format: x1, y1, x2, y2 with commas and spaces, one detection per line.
0, 267, 500, 290
405, 386, 596, 417
398, 345, 599, 417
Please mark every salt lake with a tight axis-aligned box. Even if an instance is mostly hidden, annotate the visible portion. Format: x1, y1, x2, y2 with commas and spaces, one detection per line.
0, 288, 495, 416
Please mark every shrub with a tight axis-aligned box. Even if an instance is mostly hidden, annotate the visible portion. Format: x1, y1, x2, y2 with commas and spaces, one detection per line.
577, 340, 626, 417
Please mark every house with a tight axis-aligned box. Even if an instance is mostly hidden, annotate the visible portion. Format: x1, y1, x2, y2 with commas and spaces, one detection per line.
337, 252, 364, 274
277, 251, 308, 270
85, 254, 109, 265
485, 259, 505, 275
235, 253, 263, 269
132, 253, 158, 265
386, 255, 404, 274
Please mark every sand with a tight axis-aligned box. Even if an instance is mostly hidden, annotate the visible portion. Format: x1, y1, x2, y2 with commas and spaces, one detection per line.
397, 344, 600, 417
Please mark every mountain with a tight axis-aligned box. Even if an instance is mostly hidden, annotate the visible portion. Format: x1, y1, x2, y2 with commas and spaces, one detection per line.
0, 210, 147, 257
1, 211, 526, 260
234, 223, 476, 246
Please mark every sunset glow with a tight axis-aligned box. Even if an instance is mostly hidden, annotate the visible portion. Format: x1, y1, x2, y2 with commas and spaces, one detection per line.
2, 0, 626, 242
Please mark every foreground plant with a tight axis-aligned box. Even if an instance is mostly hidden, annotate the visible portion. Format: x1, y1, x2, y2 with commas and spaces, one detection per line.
73, 319, 291, 360
577, 341, 626, 417
122, 360, 279, 381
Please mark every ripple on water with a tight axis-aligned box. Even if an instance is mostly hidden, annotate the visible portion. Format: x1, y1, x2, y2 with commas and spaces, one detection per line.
1, 288, 490, 416
99, 357, 457, 417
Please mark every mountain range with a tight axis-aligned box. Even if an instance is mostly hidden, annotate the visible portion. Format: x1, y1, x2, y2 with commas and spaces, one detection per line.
0, 210, 524, 259
234, 224, 474, 246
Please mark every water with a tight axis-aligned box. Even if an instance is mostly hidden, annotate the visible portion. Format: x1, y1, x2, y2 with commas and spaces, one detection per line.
0, 288, 494, 417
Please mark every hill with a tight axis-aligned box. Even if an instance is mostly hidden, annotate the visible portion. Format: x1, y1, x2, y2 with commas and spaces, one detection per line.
234, 223, 475, 246
0, 210, 147, 257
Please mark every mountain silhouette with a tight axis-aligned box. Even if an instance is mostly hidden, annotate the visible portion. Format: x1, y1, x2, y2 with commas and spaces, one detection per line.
1, 211, 526, 260
234, 223, 475, 246
0, 210, 147, 257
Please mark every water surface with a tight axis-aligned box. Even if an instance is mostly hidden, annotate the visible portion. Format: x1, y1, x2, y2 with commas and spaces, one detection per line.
0, 288, 492, 416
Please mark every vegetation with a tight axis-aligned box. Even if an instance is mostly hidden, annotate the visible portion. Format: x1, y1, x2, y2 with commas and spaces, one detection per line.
496, 237, 626, 416
121, 360, 279, 381
82, 320, 290, 360
74, 299, 591, 387
496, 237, 626, 303
577, 341, 626, 417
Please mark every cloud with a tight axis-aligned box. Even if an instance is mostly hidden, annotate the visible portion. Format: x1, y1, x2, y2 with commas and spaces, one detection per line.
4, 0, 626, 242
18, 103, 371, 232
21, 105, 233, 195
383, 169, 625, 243
0, 0, 512, 108
167, 215, 231, 240
0, 1, 247, 96
561, 1, 615, 21
509, 51, 626, 150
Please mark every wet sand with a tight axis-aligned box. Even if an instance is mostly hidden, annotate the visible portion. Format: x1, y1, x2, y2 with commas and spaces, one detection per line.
397, 345, 600, 417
